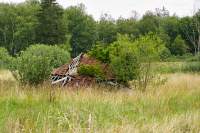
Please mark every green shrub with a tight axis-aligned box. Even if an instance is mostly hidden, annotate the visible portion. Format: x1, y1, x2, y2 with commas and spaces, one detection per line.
133, 33, 167, 91
134, 33, 166, 62
78, 64, 105, 80
171, 35, 188, 56
0, 47, 13, 69
109, 35, 140, 85
16, 44, 70, 84
88, 44, 110, 63
160, 48, 171, 61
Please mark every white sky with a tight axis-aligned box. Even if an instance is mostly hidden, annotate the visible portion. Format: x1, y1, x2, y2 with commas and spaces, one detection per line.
1, 0, 199, 19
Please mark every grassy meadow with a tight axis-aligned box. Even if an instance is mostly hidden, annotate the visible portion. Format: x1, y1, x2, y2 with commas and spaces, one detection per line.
0, 67, 200, 133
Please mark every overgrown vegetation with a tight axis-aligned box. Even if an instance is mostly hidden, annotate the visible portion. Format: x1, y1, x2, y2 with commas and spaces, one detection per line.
109, 35, 139, 85
0, 72, 200, 132
15, 45, 70, 84
0, 0, 200, 132
0, 47, 13, 69
89, 34, 167, 89
78, 64, 105, 80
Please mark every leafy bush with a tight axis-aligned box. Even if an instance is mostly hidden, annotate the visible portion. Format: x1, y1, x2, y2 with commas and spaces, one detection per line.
0, 47, 13, 69
88, 34, 168, 89
171, 35, 188, 56
88, 44, 110, 63
160, 48, 171, 61
109, 35, 140, 85
78, 64, 105, 80
133, 33, 167, 90
16, 44, 70, 84
134, 33, 166, 62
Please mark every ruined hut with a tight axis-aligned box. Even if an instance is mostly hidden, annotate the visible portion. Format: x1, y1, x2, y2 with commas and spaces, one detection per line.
51, 53, 115, 87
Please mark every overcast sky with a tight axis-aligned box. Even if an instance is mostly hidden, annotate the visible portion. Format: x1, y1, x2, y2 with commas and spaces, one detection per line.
1, 0, 200, 19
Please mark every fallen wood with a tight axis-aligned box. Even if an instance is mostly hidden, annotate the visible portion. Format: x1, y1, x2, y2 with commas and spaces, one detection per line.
52, 76, 70, 85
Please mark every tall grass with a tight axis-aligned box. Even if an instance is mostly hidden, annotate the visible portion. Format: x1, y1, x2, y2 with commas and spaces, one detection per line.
0, 71, 200, 132
153, 61, 200, 73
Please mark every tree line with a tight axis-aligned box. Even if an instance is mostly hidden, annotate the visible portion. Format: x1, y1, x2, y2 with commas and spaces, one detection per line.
0, 0, 200, 57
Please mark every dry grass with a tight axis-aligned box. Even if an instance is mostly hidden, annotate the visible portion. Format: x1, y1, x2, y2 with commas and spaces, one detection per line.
0, 70, 15, 81
0, 70, 200, 132
105, 112, 200, 133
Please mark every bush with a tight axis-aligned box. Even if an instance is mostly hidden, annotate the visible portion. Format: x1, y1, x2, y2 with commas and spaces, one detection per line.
78, 64, 105, 80
0, 47, 13, 69
16, 44, 70, 84
160, 48, 171, 61
171, 35, 188, 56
109, 35, 140, 85
134, 33, 166, 62
133, 33, 167, 91
88, 44, 110, 63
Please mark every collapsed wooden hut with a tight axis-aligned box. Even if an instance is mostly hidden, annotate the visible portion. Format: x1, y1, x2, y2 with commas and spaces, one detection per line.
51, 53, 115, 87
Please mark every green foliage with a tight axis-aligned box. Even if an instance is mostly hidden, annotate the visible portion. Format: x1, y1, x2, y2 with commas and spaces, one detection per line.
0, 1, 199, 57
36, 0, 66, 45
0, 47, 12, 69
109, 35, 139, 84
0, 2, 39, 55
152, 62, 184, 74
134, 33, 166, 62
160, 16, 180, 43
171, 35, 188, 56
182, 62, 200, 73
133, 33, 167, 91
153, 61, 200, 74
78, 64, 105, 80
138, 11, 159, 35
65, 4, 97, 57
16, 44, 70, 84
116, 17, 140, 40
97, 14, 117, 44
160, 48, 171, 61
185, 53, 200, 62
88, 44, 110, 63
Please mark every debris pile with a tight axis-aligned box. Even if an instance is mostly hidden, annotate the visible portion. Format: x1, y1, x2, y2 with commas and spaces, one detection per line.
51, 53, 115, 87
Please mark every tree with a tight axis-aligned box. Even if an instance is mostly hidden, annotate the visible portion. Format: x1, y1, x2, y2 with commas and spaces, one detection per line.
97, 13, 117, 44
160, 16, 179, 42
179, 12, 200, 55
138, 11, 159, 35
116, 17, 140, 40
155, 6, 169, 17
159, 16, 180, 53
134, 33, 166, 91
0, 2, 39, 55
171, 35, 188, 56
36, 0, 66, 45
65, 4, 97, 57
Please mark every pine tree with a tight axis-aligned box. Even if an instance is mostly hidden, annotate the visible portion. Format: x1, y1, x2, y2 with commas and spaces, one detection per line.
36, 0, 66, 45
